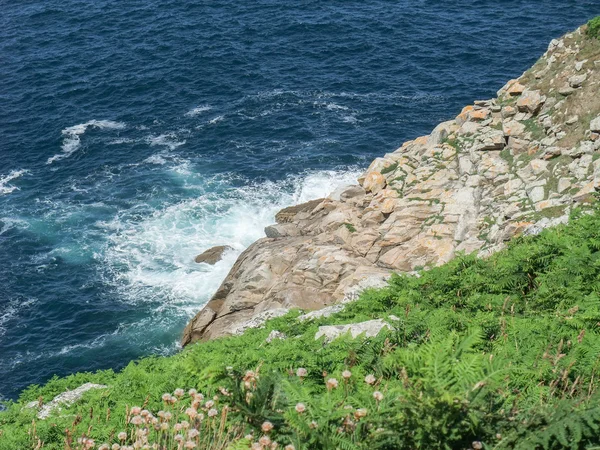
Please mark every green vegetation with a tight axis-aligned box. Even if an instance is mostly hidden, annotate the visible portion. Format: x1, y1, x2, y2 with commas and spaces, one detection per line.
587, 16, 600, 39
380, 163, 398, 175
4, 207, 600, 449
343, 223, 357, 233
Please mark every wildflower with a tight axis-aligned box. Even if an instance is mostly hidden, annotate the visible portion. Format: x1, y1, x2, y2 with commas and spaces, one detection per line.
111, 444, 120, 450
245, 434, 254, 440
174, 423, 183, 432
180, 420, 190, 429
285, 446, 296, 450
342, 370, 352, 379
296, 368, 308, 378
364, 374, 376, 385
354, 408, 368, 419
472, 442, 483, 450
161, 393, 171, 403
373, 391, 384, 402
157, 410, 165, 419
151, 417, 159, 426
259, 435, 271, 446
185, 407, 198, 419
99, 445, 110, 450
326, 378, 339, 390
163, 412, 172, 421
184, 441, 197, 449
174, 434, 184, 442
496, 434, 502, 440
140, 409, 150, 417
205, 400, 215, 409
118, 432, 127, 441
130, 415, 143, 426
219, 386, 230, 396
130, 406, 141, 415
174, 388, 185, 398
261, 421, 274, 433
207, 408, 218, 417
251, 444, 262, 450
188, 429, 199, 439
309, 421, 318, 429
294, 403, 306, 413
160, 423, 169, 431
244, 370, 256, 381
193, 393, 204, 402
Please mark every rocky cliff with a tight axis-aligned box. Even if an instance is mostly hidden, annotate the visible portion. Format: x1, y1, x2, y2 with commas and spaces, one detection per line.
182, 24, 600, 346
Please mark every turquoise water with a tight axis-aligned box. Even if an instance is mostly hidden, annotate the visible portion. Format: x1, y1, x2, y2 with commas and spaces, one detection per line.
0, 0, 597, 401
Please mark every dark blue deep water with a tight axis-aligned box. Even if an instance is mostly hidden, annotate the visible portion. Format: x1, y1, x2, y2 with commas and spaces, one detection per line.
0, 0, 598, 401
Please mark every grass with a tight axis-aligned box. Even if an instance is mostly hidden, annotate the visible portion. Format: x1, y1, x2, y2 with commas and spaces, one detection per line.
343, 223, 357, 233
3, 206, 600, 449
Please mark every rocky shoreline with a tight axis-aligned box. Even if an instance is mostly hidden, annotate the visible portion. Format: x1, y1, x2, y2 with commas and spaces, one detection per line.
183, 25, 600, 346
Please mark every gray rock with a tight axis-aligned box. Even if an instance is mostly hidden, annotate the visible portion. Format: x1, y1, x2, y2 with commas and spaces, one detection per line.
265, 330, 286, 343
569, 74, 587, 88
315, 319, 391, 343
517, 90, 544, 114
590, 116, 600, 133
195, 245, 233, 264
26, 383, 107, 419
559, 85, 576, 96
528, 186, 546, 203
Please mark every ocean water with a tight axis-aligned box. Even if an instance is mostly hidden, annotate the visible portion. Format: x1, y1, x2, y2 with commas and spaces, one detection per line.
0, 0, 597, 401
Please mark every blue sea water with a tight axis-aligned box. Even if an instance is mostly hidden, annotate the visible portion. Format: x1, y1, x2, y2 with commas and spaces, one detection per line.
0, 0, 597, 401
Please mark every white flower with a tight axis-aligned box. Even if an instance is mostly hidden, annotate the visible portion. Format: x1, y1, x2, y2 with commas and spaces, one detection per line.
373, 391, 384, 402
261, 421, 274, 432
364, 374, 376, 385
295, 403, 306, 413
342, 370, 352, 379
118, 432, 127, 441
326, 378, 339, 390
296, 368, 308, 377
174, 388, 185, 398
207, 408, 218, 417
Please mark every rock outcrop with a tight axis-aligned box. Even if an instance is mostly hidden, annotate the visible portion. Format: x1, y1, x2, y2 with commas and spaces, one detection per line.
182, 24, 600, 346
194, 245, 233, 265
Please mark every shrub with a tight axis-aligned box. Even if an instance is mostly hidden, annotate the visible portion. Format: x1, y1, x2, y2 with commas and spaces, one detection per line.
4, 206, 600, 449
587, 16, 600, 39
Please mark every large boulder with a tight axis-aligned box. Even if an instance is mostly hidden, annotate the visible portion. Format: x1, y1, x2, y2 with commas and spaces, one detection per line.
194, 245, 233, 264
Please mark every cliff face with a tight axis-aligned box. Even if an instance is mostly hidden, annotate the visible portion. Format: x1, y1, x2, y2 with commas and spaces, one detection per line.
182, 25, 600, 346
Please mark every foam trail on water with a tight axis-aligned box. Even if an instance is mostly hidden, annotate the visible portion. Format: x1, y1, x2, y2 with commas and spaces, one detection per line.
47, 120, 126, 164
185, 105, 212, 117
102, 168, 361, 317
0, 169, 28, 195
146, 134, 186, 150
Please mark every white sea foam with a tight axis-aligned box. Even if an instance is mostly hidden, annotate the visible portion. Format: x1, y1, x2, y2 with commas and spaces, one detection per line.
101, 168, 361, 317
47, 120, 126, 164
0, 298, 36, 338
207, 115, 224, 125
144, 154, 168, 165
147, 134, 186, 150
185, 105, 212, 117
0, 169, 28, 195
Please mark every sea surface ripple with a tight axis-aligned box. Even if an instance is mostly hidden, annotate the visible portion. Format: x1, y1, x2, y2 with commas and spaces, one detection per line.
0, 0, 597, 401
